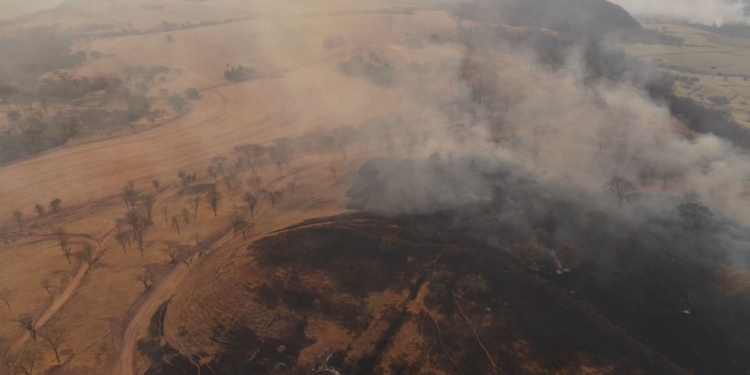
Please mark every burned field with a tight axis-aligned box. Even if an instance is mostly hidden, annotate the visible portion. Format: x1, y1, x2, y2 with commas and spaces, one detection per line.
139, 159, 750, 375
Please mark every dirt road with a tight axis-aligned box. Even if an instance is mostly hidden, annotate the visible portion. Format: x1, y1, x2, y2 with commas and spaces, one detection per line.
9, 230, 113, 352
110, 263, 186, 375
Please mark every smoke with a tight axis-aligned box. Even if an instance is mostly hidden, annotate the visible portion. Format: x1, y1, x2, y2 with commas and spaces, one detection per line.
609, 0, 750, 25
349, 25, 750, 235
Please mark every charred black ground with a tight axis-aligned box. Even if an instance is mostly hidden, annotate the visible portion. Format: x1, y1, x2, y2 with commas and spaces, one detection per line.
141, 158, 750, 375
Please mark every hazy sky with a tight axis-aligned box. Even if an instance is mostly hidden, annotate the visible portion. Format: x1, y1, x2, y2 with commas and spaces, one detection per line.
0, 0, 64, 19
610, 0, 749, 25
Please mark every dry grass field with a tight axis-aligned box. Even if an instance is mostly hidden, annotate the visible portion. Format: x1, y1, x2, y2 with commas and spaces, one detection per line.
621, 22, 750, 126
0, 1, 467, 374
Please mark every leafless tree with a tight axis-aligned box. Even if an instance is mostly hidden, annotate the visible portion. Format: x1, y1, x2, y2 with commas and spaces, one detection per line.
54, 228, 72, 263
267, 189, 284, 207
556, 244, 581, 271
115, 230, 131, 254
12, 210, 23, 230
141, 194, 156, 220
188, 197, 201, 215
17, 314, 36, 340
7, 348, 42, 375
229, 209, 253, 240
242, 192, 258, 218
162, 240, 179, 262
0, 288, 10, 311
134, 268, 154, 290
33, 204, 44, 218
122, 180, 139, 210
39, 324, 68, 363
126, 210, 152, 248
206, 165, 220, 182
49, 198, 62, 214
287, 180, 297, 196
678, 201, 714, 229
171, 215, 181, 234
40, 280, 52, 296
152, 179, 161, 192
248, 175, 262, 191
205, 185, 222, 216
330, 167, 338, 184
177, 171, 196, 188
162, 206, 169, 225
224, 171, 242, 197
78, 243, 99, 269
606, 176, 636, 208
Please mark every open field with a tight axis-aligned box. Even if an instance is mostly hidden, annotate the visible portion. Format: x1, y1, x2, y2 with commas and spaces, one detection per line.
0, 1, 466, 374
621, 22, 750, 126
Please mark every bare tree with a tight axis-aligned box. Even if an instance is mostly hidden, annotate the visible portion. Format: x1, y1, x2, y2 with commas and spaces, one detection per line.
115, 230, 131, 254
78, 244, 99, 270
134, 268, 154, 290
37, 281, 55, 301
141, 194, 156, 220
236, 220, 252, 240
205, 185, 222, 216
606, 176, 637, 208
189, 197, 201, 215
287, 180, 297, 196
122, 181, 139, 210
49, 198, 62, 214
17, 314, 36, 340
12, 210, 23, 230
248, 175, 262, 191
267, 189, 284, 207
125, 210, 152, 248
33, 204, 45, 218
242, 192, 258, 218
39, 324, 68, 363
224, 171, 241, 197
0, 288, 10, 311
717, 263, 750, 295
162, 206, 169, 225
7, 348, 42, 375
152, 179, 161, 192
206, 165, 220, 182
678, 201, 714, 229
330, 167, 338, 184
54, 228, 72, 263
230, 209, 253, 240
171, 215, 181, 235
162, 240, 179, 262
177, 171, 196, 188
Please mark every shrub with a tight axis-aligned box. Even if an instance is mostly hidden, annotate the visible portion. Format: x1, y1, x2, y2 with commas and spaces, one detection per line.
184, 87, 200, 99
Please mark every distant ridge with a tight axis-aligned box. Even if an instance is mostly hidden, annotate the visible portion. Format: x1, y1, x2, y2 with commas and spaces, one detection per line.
453, 0, 642, 37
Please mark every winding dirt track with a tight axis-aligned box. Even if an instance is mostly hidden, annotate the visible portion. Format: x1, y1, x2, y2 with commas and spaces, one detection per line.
111, 263, 186, 375
8, 231, 113, 353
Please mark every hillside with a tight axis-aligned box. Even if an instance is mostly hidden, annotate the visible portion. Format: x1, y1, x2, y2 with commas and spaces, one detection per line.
155, 212, 690, 375
452, 0, 641, 37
